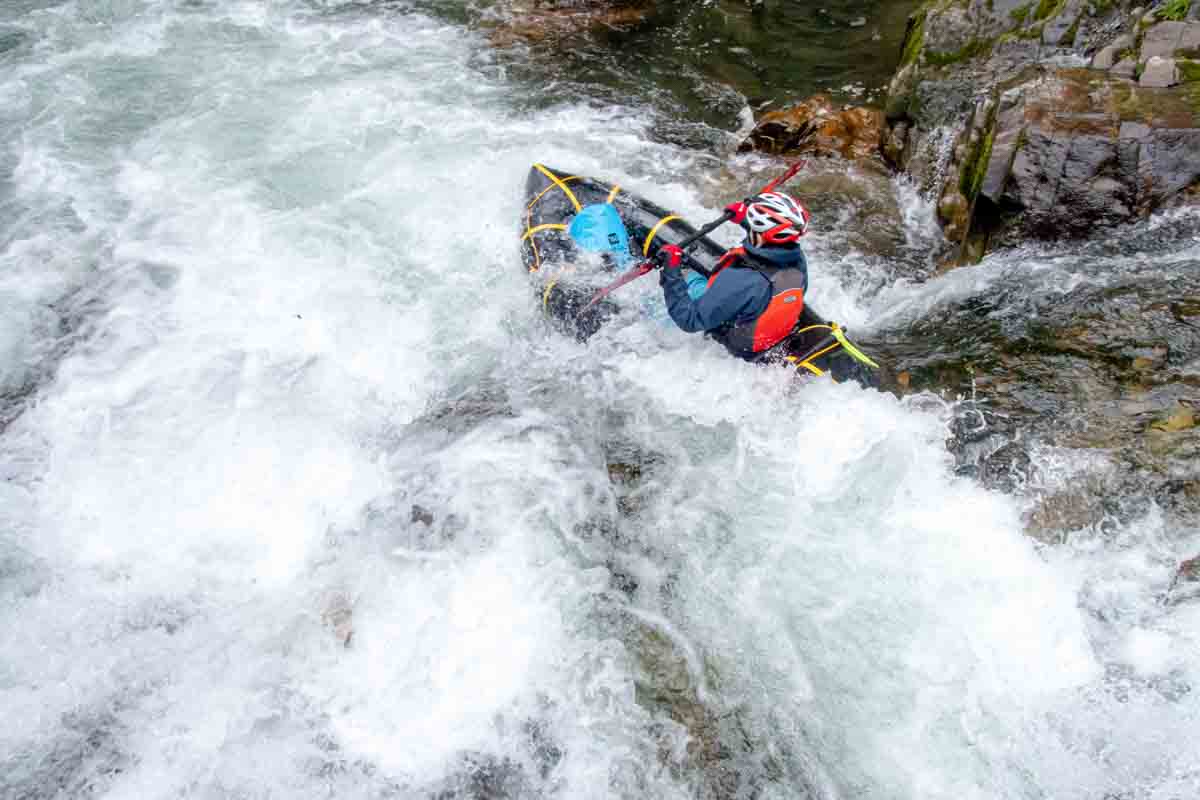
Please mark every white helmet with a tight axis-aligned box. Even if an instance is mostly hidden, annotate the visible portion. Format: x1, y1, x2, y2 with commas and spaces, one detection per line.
742, 192, 810, 245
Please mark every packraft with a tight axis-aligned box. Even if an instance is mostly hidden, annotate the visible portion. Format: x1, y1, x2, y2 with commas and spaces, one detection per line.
520, 163, 882, 387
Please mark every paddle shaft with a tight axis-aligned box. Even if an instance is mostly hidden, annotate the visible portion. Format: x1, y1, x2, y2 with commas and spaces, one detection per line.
675, 158, 808, 275
583, 159, 807, 308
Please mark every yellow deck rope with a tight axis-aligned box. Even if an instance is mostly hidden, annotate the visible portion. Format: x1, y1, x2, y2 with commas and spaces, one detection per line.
606, 184, 621, 203
534, 164, 582, 213
830, 323, 880, 368
527, 175, 580, 211
522, 223, 567, 242
642, 214, 681, 256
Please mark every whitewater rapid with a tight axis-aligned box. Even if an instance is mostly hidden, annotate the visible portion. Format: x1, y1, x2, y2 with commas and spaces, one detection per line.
2, 2, 1198, 798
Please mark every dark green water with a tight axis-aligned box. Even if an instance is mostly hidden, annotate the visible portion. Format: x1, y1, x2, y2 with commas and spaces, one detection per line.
417, 0, 923, 134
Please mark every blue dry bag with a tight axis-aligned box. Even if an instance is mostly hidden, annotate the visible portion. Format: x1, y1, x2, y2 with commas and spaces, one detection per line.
568, 203, 633, 268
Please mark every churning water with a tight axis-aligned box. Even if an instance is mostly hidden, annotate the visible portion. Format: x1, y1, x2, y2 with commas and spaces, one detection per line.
2, 2, 1198, 798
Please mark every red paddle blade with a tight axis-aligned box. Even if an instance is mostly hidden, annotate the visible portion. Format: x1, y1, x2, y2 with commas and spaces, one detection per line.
759, 159, 807, 195
583, 261, 655, 310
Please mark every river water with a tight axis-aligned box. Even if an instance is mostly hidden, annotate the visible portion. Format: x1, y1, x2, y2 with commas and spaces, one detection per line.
1, 2, 1198, 798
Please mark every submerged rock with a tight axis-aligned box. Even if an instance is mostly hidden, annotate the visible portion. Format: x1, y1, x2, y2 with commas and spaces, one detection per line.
1167, 554, 1200, 604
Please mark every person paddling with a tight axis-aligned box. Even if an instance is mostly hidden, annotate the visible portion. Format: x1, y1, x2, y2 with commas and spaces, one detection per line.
655, 192, 811, 359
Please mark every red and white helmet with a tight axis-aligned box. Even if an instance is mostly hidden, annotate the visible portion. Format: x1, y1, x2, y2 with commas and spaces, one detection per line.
742, 192, 810, 245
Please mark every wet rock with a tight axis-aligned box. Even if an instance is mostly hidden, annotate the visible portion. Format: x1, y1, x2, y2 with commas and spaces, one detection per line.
1091, 33, 1133, 69
1139, 56, 1179, 86
737, 94, 884, 161
1166, 555, 1200, 604
1111, 56, 1137, 77
938, 187, 971, 242
623, 612, 795, 800
880, 1, 1200, 259
322, 592, 355, 647
1024, 490, 1106, 543
891, 242, 1200, 523
1149, 401, 1196, 433
976, 440, 1034, 493
5, 707, 129, 800
432, 753, 531, 799
882, 118, 909, 167
1043, 0, 1084, 45
1139, 21, 1190, 60
489, 0, 658, 46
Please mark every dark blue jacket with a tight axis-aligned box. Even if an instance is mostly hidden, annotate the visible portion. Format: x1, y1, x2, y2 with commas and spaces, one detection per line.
660, 246, 807, 333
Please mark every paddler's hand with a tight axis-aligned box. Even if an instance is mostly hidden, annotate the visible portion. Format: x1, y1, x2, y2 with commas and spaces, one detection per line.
654, 244, 683, 270
724, 201, 748, 225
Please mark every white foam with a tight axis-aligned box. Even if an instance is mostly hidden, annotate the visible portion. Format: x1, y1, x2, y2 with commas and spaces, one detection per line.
1, 1, 1199, 798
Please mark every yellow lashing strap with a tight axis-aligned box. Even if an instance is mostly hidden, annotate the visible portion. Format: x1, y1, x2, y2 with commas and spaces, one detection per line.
527, 175, 580, 211
643, 214, 681, 256
786, 356, 825, 376
522, 223, 567, 242
606, 184, 621, 203
534, 164, 582, 213
800, 343, 841, 364
543, 278, 560, 309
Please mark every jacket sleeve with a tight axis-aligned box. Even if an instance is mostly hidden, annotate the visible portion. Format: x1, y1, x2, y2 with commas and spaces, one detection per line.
660, 268, 760, 333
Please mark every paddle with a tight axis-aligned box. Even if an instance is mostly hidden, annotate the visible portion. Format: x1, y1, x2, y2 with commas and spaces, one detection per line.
581, 159, 808, 310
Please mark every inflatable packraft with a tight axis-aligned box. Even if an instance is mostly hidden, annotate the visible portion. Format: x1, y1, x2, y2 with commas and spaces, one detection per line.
520, 164, 882, 387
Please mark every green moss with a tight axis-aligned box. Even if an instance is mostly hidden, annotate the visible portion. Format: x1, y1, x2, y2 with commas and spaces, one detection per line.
926, 36, 996, 66
1034, 0, 1066, 21
960, 124, 997, 201
1016, 21, 1046, 39
1158, 0, 1192, 21
1061, 16, 1080, 47
1010, 1, 1033, 23
900, 10, 927, 67
1180, 60, 1200, 115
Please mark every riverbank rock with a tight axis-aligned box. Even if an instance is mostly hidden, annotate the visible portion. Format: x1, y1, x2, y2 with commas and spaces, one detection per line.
489, 0, 658, 45
881, 0, 1200, 262
1167, 554, 1200, 604
736, 94, 885, 161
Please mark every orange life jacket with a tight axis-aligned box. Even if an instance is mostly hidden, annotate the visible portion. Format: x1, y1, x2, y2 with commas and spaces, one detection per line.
707, 247, 806, 357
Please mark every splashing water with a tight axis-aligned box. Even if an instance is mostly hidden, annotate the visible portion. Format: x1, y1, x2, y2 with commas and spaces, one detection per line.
2, 2, 1198, 798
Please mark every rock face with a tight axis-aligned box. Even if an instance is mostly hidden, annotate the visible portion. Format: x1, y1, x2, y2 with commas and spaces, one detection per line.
737, 94, 885, 161
882, 0, 1200, 262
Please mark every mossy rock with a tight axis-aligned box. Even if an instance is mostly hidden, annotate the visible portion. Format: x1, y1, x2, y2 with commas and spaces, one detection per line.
927, 36, 997, 65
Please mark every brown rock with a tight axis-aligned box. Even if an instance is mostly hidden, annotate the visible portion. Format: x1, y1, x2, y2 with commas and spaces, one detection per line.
938, 188, 971, 242
737, 94, 884, 161
322, 593, 355, 648
1168, 555, 1200, 604
490, 0, 656, 45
